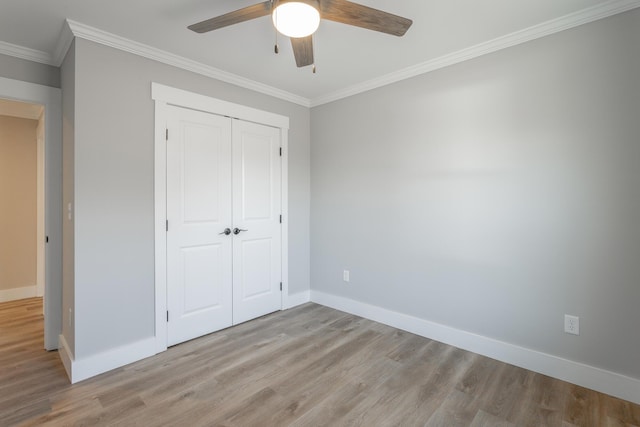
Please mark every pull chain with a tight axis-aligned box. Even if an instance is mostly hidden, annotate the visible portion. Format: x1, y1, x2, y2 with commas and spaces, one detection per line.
273, 0, 279, 54
312, 29, 317, 73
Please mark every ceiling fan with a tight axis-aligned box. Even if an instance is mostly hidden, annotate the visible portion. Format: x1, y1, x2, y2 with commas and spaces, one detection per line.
188, 0, 412, 71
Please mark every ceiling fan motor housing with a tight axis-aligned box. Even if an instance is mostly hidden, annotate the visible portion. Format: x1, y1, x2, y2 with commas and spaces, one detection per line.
274, 0, 320, 10
272, 0, 321, 38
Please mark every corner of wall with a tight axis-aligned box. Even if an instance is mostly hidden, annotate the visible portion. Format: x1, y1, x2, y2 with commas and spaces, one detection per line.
60, 37, 76, 356
58, 334, 73, 382
285, 290, 311, 309
59, 336, 156, 384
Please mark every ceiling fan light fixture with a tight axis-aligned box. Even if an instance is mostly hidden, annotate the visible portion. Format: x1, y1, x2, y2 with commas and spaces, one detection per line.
272, 1, 320, 38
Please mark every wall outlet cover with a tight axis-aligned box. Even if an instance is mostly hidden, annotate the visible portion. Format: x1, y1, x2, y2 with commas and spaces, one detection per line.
343, 270, 350, 282
564, 314, 579, 335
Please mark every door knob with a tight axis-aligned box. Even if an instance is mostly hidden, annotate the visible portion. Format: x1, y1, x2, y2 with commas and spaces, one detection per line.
219, 228, 231, 236
233, 228, 248, 235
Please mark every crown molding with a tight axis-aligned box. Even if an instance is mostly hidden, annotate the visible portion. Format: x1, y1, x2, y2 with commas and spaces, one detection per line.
0, 40, 53, 65
52, 20, 75, 67
3, 0, 637, 108
310, 0, 640, 107
63, 19, 311, 107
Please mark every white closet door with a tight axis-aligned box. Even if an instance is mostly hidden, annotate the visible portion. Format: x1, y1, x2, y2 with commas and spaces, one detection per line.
166, 106, 233, 346
232, 119, 282, 324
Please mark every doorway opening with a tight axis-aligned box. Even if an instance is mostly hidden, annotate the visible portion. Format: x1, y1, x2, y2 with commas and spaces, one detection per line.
0, 98, 46, 306
0, 76, 62, 351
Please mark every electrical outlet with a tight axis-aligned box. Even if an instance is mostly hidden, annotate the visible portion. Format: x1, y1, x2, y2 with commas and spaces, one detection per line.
343, 270, 350, 282
564, 314, 579, 335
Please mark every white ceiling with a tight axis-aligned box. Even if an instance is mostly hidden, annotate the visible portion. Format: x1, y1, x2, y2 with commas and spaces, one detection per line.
0, 0, 637, 104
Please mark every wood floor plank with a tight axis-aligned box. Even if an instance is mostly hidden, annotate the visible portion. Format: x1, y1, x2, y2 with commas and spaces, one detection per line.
563, 384, 602, 426
455, 353, 501, 397
2, 298, 639, 427
287, 381, 372, 427
507, 373, 568, 426
602, 393, 640, 425
395, 347, 477, 426
469, 409, 516, 427
479, 362, 533, 419
424, 389, 482, 427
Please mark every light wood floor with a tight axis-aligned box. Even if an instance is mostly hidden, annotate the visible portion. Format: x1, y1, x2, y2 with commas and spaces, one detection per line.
1, 298, 639, 426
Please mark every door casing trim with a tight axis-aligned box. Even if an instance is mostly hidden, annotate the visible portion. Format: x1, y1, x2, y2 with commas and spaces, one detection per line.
152, 83, 290, 353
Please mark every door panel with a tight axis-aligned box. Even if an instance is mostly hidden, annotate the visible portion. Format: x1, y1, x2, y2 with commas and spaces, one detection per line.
182, 244, 223, 312
182, 129, 221, 223
241, 135, 273, 220
239, 238, 273, 298
232, 120, 282, 325
167, 106, 232, 346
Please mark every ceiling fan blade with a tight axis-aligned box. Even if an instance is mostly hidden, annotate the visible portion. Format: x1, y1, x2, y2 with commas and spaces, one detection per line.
320, 0, 412, 37
188, 1, 272, 33
291, 36, 314, 67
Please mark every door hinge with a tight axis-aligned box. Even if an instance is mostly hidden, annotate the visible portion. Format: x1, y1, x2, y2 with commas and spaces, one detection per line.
280, 282, 282, 291
166, 220, 168, 231
167, 311, 169, 322
279, 147, 282, 156
165, 128, 168, 141
279, 214, 282, 224
45, 236, 49, 243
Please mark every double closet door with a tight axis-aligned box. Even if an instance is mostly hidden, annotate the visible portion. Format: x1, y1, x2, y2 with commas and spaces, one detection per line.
166, 105, 282, 346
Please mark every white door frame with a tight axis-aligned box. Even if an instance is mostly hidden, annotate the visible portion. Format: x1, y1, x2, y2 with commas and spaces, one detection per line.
152, 83, 290, 353
36, 112, 45, 299
0, 76, 63, 350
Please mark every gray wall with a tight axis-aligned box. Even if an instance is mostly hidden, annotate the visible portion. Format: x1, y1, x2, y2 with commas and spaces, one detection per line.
311, 9, 640, 380
71, 38, 310, 358
61, 41, 75, 354
0, 53, 60, 88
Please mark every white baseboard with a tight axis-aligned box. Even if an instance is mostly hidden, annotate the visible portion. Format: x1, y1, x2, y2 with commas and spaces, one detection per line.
58, 334, 73, 380
285, 290, 311, 309
56, 290, 311, 384
58, 334, 157, 384
0, 285, 37, 303
310, 290, 640, 405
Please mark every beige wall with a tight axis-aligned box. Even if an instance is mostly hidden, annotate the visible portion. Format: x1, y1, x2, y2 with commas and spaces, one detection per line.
0, 115, 38, 291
